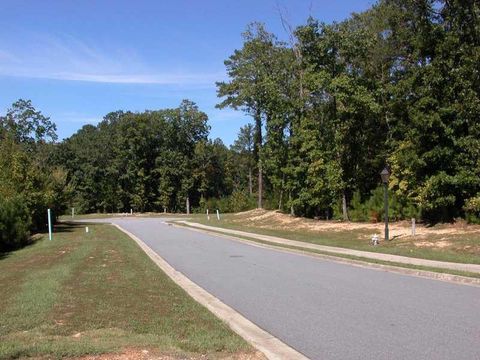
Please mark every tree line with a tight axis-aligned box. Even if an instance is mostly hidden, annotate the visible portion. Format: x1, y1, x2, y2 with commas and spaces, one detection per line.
1, 0, 479, 249
217, 0, 480, 222
0, 100, 69, 249
55, 100, 251, 214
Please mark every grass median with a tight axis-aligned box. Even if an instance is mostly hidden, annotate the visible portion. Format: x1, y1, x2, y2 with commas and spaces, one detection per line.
173, 221, 480, 281
185, 211, 480, 265
0, 222, 255, 359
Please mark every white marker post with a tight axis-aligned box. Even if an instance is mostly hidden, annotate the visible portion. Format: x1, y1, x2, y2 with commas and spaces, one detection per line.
47, 208, 52, 241
86, 226, 89, 233
411, 218, 416, 236
72, 207, 75, 218
130, 208, 133, 216
216, 209, 220, 220
207, 209, 210, 220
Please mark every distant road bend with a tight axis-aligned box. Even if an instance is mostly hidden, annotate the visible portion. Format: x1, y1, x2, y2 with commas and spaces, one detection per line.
83, 217, 480, 360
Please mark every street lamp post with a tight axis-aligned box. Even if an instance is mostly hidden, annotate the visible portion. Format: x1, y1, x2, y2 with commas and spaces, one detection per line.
380, 168, 390, 241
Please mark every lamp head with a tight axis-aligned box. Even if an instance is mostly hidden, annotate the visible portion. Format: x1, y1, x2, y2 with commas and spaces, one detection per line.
380, 167, 390, 184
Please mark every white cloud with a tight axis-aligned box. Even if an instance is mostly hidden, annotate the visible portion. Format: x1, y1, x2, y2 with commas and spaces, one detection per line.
0, 32, 223, 85
5, 70, 223, 85
56, 111, 103, 124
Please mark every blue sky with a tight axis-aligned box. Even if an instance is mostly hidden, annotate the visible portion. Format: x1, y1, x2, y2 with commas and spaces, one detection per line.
0, 0, 373, 144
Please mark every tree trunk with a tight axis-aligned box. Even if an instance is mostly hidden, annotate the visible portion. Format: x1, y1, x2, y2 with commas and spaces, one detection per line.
289, 192, 294, 216
258, 160, 263, 209
278, 173, 285, 210
186, 196, 190, 215
248, 167, 253, 196
342, 191, 349, 221
253, 110, 263, 209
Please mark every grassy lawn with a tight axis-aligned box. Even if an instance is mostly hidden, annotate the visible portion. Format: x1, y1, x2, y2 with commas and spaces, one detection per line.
0, 222, 254, 359
186, 212, 480, 265
175, 222, 480, 279
59, 213, 118, 220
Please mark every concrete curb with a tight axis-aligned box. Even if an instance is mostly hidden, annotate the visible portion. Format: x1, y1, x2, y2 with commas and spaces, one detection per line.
177, 221, 480, 274
111, 223, 309, 360
172, 222, 480, 288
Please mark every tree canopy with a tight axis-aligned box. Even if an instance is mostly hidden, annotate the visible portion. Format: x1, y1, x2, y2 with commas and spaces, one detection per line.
1, 0, 479, 249
217, 0, 480, 222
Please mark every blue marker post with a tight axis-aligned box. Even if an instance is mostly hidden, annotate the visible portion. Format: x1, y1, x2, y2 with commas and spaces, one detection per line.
48, 208, 52, 241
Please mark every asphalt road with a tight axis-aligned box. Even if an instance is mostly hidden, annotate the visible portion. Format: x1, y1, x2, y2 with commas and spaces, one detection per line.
86, 217, 480, 360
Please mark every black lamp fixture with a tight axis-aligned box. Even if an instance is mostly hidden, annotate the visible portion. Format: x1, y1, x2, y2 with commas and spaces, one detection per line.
380, 167, 390, 184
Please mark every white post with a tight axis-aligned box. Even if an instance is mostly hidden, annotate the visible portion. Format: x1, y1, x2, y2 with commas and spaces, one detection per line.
216, 209, 220, 220
72, 207, 75, 218
411, 218, 416, 236
86, 226, 89, 233
130, 208, 133, 215
207, 209, 210, 221
164, 207, 167, 214
47, 209, 52, 241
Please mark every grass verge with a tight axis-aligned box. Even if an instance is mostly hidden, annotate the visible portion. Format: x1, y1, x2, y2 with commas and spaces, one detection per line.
0, 222, 254, 359
174, 222, 480, 281
186, 213, 480, 265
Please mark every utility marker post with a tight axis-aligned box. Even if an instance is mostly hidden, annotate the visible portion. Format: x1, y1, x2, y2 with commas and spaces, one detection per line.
216, 209, 220, 220
72, 207, 75, 218
411, 218, 416, 236
130, 208, 133, 215
207, 209, 210, 220
47, 208, 52, 241
380, 168, 390, 241
384, 183, 389, 241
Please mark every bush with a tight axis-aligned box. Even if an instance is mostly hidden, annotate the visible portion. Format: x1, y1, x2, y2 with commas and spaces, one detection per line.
349, 187, 419, 222
0, 196, 31, 250
464, 195, 480, 224
229, 190, 257, 212
194, 191, 256, 214
348, 191, 369, 221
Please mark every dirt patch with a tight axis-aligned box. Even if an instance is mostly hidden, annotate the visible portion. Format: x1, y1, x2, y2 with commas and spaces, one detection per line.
54, 319, 66, 326
413, 240, 453, 248
68, 348, 174, 360
69, 349, 265, 360
235, 210, 480, 236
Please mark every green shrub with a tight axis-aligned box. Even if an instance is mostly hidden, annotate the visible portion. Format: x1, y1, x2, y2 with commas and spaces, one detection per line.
229, 190, 257, 212
364, 187, 386, 221
0, 196, 31, 250
194, 191, 256, 214
349, 191, 368, 221
349, 187, 419, 222
464, 195, 480, 224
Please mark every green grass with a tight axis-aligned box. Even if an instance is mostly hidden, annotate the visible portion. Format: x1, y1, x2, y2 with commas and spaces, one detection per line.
185, 213, 480, 265
175, 222, 480, 280
0, 222, 252, 359
59, 213, 117, 220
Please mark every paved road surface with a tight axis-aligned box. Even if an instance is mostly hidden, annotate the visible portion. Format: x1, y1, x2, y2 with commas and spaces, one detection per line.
85, 218, 480, 360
